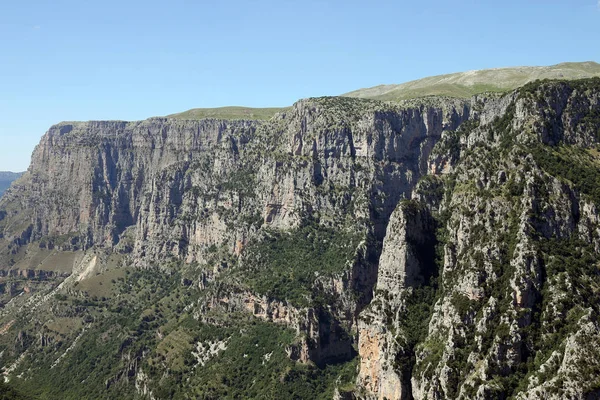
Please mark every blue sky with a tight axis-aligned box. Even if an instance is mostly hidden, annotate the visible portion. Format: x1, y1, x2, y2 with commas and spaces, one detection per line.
1, 0, 599, 171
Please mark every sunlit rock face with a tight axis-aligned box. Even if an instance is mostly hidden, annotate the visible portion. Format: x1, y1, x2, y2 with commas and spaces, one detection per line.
2, 79, 600, 399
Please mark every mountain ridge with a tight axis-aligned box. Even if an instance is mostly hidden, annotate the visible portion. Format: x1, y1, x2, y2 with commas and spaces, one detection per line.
39, 62, 600, 124
343, 61, 600, 101
1, 77, 600, 399
166, 106, 287, 121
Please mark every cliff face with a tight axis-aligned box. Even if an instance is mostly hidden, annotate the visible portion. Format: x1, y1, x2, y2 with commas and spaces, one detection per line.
356, 79, 600, 399
0, 172, 23, 198
8, 119, 258, 247
1, 79, 600, 399
1, 97, 470, 263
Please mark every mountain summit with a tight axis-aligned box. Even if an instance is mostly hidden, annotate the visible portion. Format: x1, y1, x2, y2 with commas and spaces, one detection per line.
343, 61, 600, 101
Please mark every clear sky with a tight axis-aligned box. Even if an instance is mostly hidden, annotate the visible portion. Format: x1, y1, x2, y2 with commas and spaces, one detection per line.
1, 0, 599, 171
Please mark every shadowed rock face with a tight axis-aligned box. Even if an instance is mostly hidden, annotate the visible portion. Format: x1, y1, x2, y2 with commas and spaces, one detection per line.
1, 79, 600, 399
356, 79, 600, 400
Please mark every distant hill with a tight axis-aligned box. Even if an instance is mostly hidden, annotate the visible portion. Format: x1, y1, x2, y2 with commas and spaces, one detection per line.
166, 106, 286, 120
165, 63, 600, 122
343, 61, 600, 101
0, 171, 24, 197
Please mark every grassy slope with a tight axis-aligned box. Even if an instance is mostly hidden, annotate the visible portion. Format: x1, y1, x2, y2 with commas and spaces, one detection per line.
166, 62, 600, 120
343, 61, 600, 101
4, 267, 357, 400
166, 106, 286, 121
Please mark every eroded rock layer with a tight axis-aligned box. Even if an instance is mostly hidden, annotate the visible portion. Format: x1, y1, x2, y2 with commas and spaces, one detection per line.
1, 79, 600, 399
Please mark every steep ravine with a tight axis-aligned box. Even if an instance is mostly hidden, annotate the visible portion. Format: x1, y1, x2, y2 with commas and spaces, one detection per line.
0, 79, 599, 399
356, 79, 600, 399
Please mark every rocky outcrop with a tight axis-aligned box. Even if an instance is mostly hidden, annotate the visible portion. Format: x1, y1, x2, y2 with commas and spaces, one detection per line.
2, 79, 600, 399
409, 79, 600, 399
357, 200, 436, 399
0, 97, 471, 270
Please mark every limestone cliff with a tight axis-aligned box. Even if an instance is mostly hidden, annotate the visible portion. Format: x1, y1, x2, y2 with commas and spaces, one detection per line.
356, 79, 600, 399
1, 79, 600, 399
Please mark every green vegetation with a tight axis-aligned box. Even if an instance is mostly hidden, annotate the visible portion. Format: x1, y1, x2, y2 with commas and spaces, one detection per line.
167, 106, 286, 121
9, 268, 183, 399
493, 102, 516, 152
532, 144, 600, 205
450, 292, 478, 316
385, 198, 443, 384
239, 223, 362, 307
0, 382, 30, 400
393, 273, 441, 385
520, 76, 600, 98
509, 236, 600, 395
219, 168, 257, 198
426, 95, 600, 396
5, 266, 357, 400
185, 319, 357, 399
